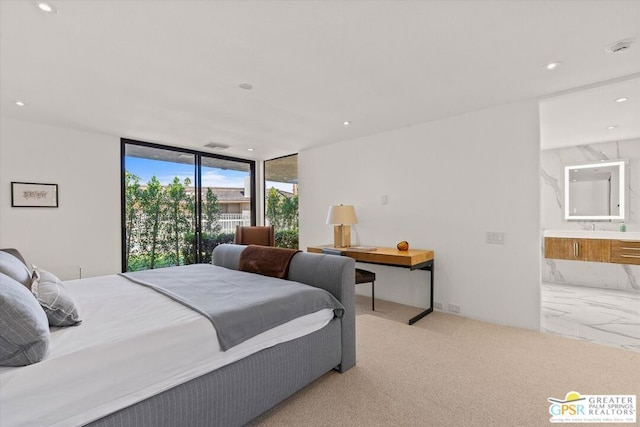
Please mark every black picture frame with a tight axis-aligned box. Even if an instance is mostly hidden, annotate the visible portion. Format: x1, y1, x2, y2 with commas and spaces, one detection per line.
11, 182, 59, 207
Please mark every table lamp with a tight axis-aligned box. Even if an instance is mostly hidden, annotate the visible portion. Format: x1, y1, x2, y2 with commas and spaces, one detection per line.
326, 204, 358, 247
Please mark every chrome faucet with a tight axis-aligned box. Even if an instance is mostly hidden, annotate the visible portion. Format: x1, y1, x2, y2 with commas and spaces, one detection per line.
591, 223, 596, 231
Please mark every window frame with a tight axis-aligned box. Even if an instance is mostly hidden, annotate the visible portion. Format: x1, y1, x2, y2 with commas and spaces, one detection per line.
120, 138, 256, 272
263, 153, 298, 221
263, 153, 298, 248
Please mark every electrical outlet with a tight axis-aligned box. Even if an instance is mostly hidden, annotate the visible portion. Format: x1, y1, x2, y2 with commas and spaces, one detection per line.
486, 231, 505, 244
434, 302, 443, 310
448, 304, 460, 313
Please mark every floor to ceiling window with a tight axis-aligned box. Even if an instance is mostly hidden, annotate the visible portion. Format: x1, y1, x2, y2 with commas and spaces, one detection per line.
264, 154, 298, 249
122, 139, 255, 271
199, 155, 254, 262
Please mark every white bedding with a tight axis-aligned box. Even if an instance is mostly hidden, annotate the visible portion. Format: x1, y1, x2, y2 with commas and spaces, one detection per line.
0, 273, 335, 427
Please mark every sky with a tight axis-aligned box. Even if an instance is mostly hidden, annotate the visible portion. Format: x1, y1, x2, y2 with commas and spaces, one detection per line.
125, 156, 294, 192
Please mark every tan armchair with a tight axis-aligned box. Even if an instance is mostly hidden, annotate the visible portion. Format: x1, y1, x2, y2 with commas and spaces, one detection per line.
234, 225, 275, 247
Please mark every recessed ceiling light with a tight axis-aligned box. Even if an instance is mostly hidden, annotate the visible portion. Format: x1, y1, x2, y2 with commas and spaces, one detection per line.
607, 125, 617, 130
546, 62, 560, 70
343, 121, 351, 126
615, 97, 628, 103
238, 83, 253, 90
37, 2, 57, 13
15, 101, 26, 107
247, 148, 254, 152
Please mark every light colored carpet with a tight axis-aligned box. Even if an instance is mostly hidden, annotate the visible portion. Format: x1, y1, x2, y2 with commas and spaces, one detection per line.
252, 301, 640, 426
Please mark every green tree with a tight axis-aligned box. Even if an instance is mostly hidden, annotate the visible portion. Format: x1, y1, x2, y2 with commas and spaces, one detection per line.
266, 187, 298, 231
124, 171, 142, 269
281, 194, 298, 230
265, 187, 299, 249
165, 176, 193, 266
141, 176, 165, 269
265, 187, 283, 229
125, 174, 227, 270
202, 187, 222, 234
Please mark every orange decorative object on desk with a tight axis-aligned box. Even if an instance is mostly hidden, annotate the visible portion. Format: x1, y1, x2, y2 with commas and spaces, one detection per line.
396, 241, 409, 251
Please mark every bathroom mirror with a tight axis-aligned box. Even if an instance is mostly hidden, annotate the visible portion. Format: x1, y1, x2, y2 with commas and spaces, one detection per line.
564, 160, 626, 221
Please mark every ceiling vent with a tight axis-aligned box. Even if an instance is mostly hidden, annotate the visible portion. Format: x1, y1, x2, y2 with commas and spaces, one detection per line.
204, 142, 230, 150
605, 38, 634, 54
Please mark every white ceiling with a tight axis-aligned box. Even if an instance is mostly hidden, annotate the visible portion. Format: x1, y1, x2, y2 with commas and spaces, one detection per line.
1, 1, 639, 160
540, 74, 640, 150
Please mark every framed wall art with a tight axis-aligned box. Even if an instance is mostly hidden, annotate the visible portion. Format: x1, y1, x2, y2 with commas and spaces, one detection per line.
11, 182, 59, 207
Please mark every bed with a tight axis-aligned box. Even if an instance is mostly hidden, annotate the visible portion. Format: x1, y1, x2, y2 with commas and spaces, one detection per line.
0, 244, 356, 427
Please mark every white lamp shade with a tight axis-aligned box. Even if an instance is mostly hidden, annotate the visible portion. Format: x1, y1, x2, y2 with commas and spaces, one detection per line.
326, 205, 358, 225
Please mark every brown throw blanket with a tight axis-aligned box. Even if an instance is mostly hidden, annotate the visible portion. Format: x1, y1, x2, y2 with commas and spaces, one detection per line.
239, 245, 301, 279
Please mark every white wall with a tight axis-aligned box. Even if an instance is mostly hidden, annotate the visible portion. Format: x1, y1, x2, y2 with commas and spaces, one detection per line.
1, 101, 542, 329
299, 100, 541, 330
0, 117, 121, 278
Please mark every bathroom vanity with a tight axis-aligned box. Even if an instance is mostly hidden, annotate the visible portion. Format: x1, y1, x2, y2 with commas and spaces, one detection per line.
545, 158, 640, 265
544, 231, 640, 265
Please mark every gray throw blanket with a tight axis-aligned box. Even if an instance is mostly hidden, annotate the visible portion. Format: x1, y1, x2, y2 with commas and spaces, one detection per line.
120, 264, 344, 351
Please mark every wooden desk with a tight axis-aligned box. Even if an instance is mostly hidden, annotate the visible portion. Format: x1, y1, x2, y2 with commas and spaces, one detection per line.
307, 245, 435, 325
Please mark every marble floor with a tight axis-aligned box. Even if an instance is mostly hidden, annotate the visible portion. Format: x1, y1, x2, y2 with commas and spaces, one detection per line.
541, 282, 640, 352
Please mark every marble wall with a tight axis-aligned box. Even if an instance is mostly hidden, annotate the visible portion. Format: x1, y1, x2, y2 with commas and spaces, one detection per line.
540, 138, 640, 292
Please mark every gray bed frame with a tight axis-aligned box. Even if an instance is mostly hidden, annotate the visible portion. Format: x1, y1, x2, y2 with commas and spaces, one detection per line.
87, 244, 355, 427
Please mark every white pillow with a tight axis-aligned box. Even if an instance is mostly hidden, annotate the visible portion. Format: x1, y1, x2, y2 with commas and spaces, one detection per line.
0, 273, 50, 366
32, 268, 82, 327
0, 251, 32, 289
